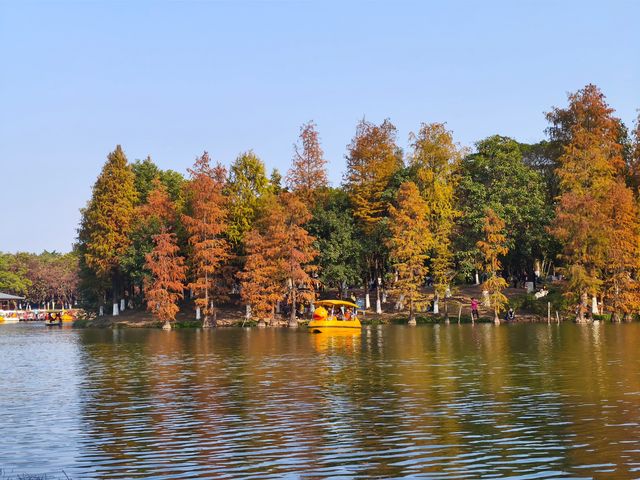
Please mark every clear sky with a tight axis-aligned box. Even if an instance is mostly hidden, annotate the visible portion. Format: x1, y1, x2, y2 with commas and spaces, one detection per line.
1, 0, 638, 253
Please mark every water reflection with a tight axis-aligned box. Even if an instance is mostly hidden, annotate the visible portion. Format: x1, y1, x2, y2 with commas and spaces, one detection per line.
1, 323, 640, 478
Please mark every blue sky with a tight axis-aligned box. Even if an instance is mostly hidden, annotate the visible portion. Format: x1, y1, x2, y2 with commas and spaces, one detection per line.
1, 0, 638, 253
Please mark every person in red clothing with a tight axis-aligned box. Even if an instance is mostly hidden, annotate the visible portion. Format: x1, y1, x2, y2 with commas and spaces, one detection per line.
470, 297, 480, 322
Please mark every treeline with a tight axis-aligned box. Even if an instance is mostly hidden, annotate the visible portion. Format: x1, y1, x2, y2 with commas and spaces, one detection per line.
0, 252, 79, 308
65, 84, 640, 325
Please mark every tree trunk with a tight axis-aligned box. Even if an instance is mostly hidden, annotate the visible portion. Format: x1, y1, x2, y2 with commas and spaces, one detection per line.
575, 293, 588, 323
162, 320, 172, 330
112, 273, 119, 316
494, 306, 500, 325
288, 287, 298, 328
376, 285, 382, 314
408, 298, 416, 325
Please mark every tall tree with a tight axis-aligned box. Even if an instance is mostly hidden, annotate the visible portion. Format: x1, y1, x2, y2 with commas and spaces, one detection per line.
278, 192, 318, 327
547, 84, 626, 321
602, 182, 640, 321
286, 121, 328, 204
345, 119, 402, 231
477, 208, 509, 324
628, 113, 640, 190
225, 151, 271, 248
238, 228, 283, 324
144, 232, 186, 330
239, 192, 317, 326
409, 122, 462, 315
386, 182, 432, 325
79, 145, 137, 315
182, 152, 230, 327
344, 118, 402, 312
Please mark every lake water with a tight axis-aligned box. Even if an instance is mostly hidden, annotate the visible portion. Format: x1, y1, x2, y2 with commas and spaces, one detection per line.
1, 323, 640, 479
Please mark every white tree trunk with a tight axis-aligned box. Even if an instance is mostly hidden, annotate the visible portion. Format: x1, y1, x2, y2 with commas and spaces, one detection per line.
99, 306, 104, 316
120, 299, 125, 312
433, 296, 439, 314
475, 271, 480, 285
365, 293, 370, 309
196, 307, 201, 320
112, 303, 119, 316
592, 295, 599, 315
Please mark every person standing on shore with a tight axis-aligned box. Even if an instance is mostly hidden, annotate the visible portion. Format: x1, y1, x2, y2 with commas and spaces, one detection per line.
471, 297, 480, 322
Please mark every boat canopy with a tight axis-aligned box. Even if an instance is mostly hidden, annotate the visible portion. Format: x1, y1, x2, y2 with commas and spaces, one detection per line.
315, 300, 360, 309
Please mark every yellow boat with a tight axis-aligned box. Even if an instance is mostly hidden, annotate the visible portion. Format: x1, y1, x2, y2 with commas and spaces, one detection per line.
308, 300, 362, 333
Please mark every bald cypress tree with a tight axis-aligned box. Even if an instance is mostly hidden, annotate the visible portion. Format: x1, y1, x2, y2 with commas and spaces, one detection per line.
182, 152, 230, 327
79, 145, 137, 315
345, 119, 402, 313
286, 121, 328, 205
477, 208, 509, 324
548, 84, 627, 321
386, 181, 432, 325
409, 122, 462, 316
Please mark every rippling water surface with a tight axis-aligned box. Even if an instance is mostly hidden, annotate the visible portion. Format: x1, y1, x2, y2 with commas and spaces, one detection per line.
2, 323, 640, 478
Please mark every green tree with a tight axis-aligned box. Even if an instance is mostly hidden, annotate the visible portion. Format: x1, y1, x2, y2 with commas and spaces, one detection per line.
131, 156, 161, 204
0, 253, 30, 295
457, 135, 551, 282
225, 151, 271, 248
307, 189, 362, 298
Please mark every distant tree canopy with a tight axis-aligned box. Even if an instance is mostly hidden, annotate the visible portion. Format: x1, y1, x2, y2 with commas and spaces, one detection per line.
5, 83, 639, 324
457, 135, 552, 279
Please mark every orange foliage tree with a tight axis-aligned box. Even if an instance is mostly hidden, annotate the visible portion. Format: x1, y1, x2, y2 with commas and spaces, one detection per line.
345, 119, 402, 312
345, 119, 402, 231
144, 234, 187, 328
409, 122, 463, 316
182, 152, 231, 327
239, 192, 317, 326
80, 145, 137, 315
286, 121, 328, 204
602, 182, 640, 321
386, 181, 432, 325
477, 208, 509, 324
547, 84, 628, 321
142, 181, 186, 328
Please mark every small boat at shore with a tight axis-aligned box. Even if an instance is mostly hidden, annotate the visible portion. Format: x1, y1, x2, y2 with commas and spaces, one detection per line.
308, 300, 362, 333
0, 313, 20, 324
45, 312, 63, 326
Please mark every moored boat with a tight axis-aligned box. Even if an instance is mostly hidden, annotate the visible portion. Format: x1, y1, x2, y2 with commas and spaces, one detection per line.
45, 312, 63, 326
308, 300, 362, 333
